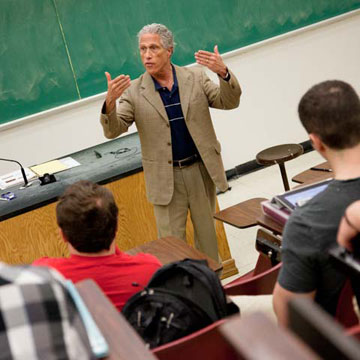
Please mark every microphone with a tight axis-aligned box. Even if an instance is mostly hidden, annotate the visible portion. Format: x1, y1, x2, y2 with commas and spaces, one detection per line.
0, 158, 32, 189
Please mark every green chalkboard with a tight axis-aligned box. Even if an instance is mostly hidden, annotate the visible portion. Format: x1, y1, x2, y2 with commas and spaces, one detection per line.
1, 0, 359, 125
0, 0, 79, 124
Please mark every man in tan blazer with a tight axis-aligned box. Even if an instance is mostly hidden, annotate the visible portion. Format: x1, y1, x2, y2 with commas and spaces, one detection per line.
100, 23, 241, 260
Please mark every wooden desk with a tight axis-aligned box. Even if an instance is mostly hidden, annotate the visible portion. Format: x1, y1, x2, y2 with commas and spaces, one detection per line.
289, 297, 360, 359
76, 279, 156, 360
0, 133, 238, 279
257, 213, 284, 235
292, 161, 333, 184
214, 198, 267, 229
220, 312, 320, 359
126, 236, 223, 276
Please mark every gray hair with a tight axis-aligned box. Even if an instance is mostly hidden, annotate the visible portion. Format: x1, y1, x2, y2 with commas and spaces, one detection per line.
137, 23, 175, 50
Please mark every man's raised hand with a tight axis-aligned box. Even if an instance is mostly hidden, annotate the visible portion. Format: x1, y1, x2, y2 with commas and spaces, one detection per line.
194, 45, 227, 78
105, 72, 131, 113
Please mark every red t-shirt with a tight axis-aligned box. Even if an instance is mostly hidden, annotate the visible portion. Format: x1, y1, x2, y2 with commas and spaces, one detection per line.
33, 247, 161, 312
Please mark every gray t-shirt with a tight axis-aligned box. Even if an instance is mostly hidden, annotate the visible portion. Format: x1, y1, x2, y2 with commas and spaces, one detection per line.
278, 177, 360, 315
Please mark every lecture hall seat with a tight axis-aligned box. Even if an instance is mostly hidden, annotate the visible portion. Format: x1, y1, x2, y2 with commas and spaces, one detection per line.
335, 279, 359, 328
152, 319, 238, 360
346, 324, 360, 342
224, 228, 282, 296
224, 261, 281, 296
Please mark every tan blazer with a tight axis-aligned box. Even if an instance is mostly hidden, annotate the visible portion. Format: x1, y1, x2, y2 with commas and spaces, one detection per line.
100, 65, 241, 205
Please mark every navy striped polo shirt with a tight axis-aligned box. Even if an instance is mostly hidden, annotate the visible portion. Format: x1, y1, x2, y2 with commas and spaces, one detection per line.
152, 66, 199, 161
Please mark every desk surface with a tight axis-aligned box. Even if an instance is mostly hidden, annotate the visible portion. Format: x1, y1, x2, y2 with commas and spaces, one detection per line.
214, 198, 267, 229
292, 161, 333, 185
220, 312, 319, 359
0, 133, 142, 221
126, 236, 222, 275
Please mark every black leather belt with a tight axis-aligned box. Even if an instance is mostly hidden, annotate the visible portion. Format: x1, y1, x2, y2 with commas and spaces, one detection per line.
173, 154, 199, 168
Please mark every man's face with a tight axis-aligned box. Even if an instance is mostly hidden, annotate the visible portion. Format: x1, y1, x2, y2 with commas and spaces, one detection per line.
139, 33, 172, 77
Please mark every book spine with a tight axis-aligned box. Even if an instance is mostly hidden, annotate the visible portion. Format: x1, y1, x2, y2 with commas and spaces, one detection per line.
261, 202, 289, 226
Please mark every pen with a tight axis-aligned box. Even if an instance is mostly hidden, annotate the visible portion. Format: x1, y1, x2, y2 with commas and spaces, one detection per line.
94, 151, 102, 159
310, 167, 332, 172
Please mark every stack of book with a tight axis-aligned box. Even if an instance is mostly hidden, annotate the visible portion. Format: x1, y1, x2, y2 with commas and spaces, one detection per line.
261, 179, 332, 226
261, 200, 291, 226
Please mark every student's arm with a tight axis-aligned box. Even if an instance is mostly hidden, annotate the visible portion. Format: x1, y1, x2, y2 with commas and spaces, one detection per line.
273, 213, 317, 327
337, 200, 360, 251
273, 282, 315, 327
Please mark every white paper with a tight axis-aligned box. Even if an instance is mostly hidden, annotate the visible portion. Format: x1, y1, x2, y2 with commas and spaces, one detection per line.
0, 168, 37, 190
58, 157, 81, 169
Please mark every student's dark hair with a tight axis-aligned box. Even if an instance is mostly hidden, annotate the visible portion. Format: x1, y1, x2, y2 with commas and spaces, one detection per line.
56, 180, 118, 253
298, 80, 360, 149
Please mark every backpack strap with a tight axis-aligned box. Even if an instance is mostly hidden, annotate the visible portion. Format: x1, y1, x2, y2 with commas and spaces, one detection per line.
177, 259, 228, 319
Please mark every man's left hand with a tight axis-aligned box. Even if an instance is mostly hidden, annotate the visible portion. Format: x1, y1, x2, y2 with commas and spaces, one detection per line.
195, 45, 227, 78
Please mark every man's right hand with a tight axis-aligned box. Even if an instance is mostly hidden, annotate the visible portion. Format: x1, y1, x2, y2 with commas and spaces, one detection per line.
105, 72, 131, 113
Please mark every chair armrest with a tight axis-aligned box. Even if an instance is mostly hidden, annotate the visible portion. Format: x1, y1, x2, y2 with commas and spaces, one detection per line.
224, 262, 282, 296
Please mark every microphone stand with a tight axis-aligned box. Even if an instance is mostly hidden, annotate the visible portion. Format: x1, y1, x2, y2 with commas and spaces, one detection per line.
0, 158, 33, 189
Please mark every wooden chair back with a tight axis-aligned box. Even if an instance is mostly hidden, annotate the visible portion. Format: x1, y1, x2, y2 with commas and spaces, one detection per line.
221, 312, 319, 359
289, 297, 360, 360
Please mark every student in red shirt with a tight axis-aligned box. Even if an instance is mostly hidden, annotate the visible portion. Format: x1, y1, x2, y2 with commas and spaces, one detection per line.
33, 180, 161, 311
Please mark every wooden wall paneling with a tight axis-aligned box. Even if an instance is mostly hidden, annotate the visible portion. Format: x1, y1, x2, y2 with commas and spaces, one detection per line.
0, 171, 238, 278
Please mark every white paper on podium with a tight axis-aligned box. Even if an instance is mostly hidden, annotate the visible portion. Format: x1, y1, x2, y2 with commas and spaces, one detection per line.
30, 157, 81, 177
0, 168, 37, 190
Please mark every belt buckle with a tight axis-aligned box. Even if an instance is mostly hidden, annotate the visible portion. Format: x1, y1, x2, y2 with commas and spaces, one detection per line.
178, 158, 187, 169
178, 154, 197, 168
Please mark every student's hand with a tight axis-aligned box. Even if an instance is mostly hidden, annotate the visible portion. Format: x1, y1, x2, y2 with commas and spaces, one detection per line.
194, 45, 227, 78
105, 72, 131, 113
337, 200, 360, 251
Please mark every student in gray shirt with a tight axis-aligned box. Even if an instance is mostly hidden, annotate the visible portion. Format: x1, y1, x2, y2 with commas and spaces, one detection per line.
273, 80, 360, 326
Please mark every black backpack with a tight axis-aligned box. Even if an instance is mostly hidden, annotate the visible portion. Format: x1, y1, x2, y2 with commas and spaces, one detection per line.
122, 259, 239, 348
